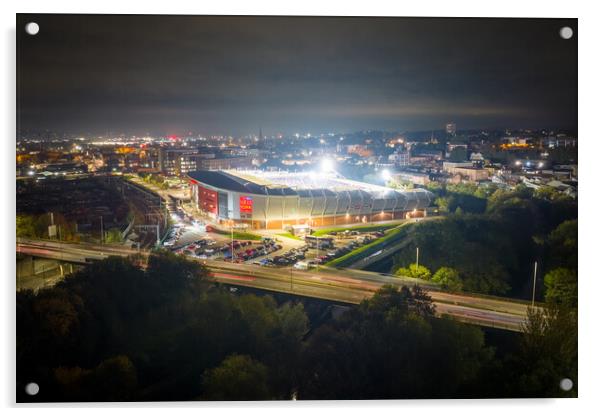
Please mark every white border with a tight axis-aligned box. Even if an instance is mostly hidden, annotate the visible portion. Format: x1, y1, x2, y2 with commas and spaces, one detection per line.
2, 0, 600, 415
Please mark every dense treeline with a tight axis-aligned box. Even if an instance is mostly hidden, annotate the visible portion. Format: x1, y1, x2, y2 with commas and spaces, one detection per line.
392, 184, 577, 297
17, 252, 576, 401
16, 212, 79, 241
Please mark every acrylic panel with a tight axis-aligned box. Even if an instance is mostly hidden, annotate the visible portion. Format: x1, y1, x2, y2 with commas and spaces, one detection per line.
16, 14, 577, 402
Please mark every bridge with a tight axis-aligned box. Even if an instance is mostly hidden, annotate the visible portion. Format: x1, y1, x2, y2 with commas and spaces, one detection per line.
16, 237, 533, 332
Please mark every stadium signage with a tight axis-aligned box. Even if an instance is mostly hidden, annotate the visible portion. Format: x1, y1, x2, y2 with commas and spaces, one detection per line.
240, 196, 253, 213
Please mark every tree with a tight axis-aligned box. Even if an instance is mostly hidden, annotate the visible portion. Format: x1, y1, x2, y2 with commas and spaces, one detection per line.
510, 305, 577, 397
91, 356, 138, 400
434, 196, 450, 213
362, 285, 436, 318
426, 182, 444, 196
234, 295, 279, 354
276, 302, 309, 342
534, 186, 557, 201
432, 267, 463, 291
104, 228, 123, 243
16, 214, 37, 238
543, 268, 577, 308
201, 354, 271, 400
145, 250, 211, 298
548, 220, 577, 270
395, 264, 432, 280
298, 285, 491, 399
54, 355, 138, 401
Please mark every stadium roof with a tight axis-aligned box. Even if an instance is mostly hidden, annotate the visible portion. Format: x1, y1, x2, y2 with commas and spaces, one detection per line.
188, 170, 433, 201
188, 170, 297, 195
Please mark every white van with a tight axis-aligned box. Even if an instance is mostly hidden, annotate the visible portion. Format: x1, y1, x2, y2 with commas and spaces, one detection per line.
293, 261, 310, 270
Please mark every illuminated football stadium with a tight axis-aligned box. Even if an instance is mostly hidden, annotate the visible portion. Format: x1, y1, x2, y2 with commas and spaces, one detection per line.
187, 169, 434, 230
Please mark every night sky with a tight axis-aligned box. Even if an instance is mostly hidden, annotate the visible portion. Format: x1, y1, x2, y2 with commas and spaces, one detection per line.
17, 15, 577, 137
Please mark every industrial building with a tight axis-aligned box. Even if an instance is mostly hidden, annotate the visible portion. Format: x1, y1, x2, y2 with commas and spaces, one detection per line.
187, 170, 434, 230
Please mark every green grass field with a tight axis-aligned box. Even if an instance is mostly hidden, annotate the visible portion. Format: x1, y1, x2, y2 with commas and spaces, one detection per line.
325, 222, 413, 267
311, 222, 402, 237
212, 228, 262, 241
276, 232, 303, 241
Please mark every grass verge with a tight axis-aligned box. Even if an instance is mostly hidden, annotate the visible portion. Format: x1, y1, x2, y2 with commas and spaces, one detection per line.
276, 232, 303, 241
312, 222, 402, 237
212, 228, 262, 241
325, 222, 414, 268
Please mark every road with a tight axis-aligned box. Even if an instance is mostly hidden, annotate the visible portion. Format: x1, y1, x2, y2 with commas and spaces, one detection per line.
17, 237, 141, 264
16, 237, 533, 332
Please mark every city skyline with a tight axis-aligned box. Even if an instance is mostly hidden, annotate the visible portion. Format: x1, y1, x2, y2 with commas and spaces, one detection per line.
17, 15, 577, 137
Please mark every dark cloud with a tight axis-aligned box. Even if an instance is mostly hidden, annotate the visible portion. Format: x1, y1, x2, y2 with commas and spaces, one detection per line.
17, 15, 577, 136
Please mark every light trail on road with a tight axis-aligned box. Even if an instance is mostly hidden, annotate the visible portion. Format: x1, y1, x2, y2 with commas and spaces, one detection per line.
17, 237, 532, 332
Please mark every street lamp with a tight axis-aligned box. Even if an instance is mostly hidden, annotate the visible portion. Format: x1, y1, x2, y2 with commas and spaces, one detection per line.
230, 220, 235, 263
415, 246, 420, 269
531, 261, 538, 307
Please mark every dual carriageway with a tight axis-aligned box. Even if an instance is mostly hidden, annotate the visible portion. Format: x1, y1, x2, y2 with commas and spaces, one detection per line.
17, 237, 534, 332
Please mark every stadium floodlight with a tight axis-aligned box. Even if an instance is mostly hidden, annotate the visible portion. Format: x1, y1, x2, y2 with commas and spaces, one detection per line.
382, 169, 392, 181
321, 158, 334, 173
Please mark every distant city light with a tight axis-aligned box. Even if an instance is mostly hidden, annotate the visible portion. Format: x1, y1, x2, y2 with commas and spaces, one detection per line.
381, 169, 392, 181
515, 160, 522, 166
